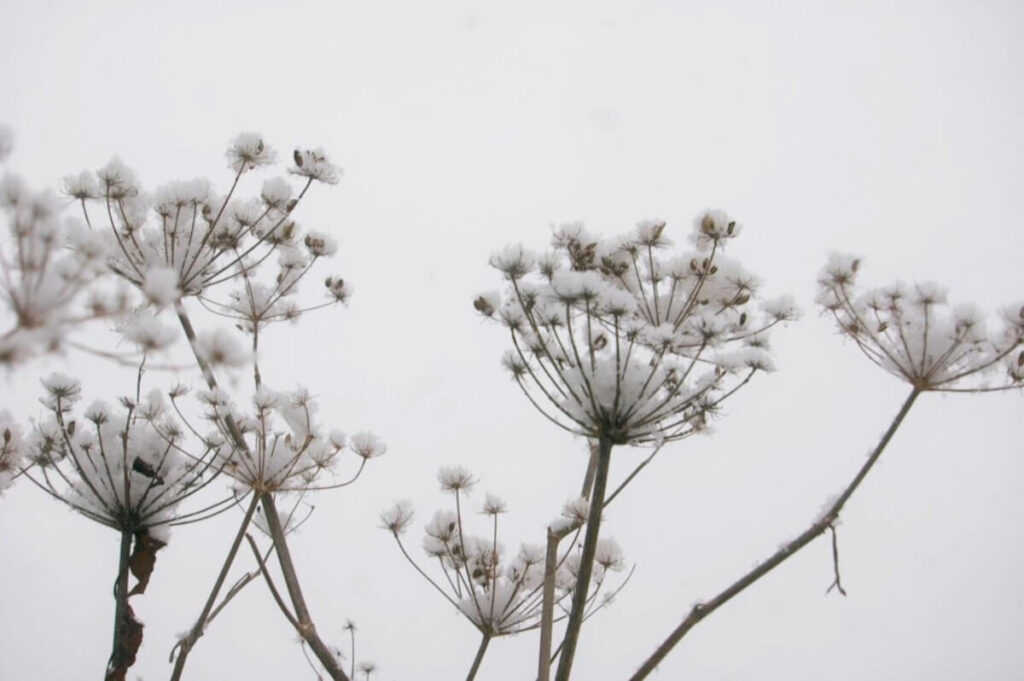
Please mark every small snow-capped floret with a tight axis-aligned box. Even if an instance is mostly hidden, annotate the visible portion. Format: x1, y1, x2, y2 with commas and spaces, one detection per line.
227, 133, 275, 172
142, 266, 181, 306
290, 147, 342, 184
117, 310, 176, 352
500, 350, 528, 378
912, 281, 947, 307
0, 411, 24, 493
195, 329, 249, 368
41, 373, 82, 404
716, 346, 775, 372
350, 431, 386, 459
96, 156, 138, 198
260, 176, 294, 209
153, 179, 210, 211
63, 171, 99, 200
229, 198, 264, 227
84, 400, 112, 424
438, 464, 476, 493
65, 219, 108, 265
561, 496, 589, 525
489, 243, 536, 280
498, 303, 526, 330
328, 429, 346, 449
252, 387, 279, 410
693, 209, 740, 250
537, 251, 562, 279
0, 173, 29, 207
761, 295, 800, 322
551, 221, 596, 251
481, 493, 507, 515
819, 252, 861, 286
304, 230, 337, 257
599, 287, 638, 317
425, 509, 459, 544
324, 276, 351, 303
472, 290, 502, 318
635, 219, 670, 248
594, 537, 625, 571
380, 500, 415, 534
550, 270, 605, 302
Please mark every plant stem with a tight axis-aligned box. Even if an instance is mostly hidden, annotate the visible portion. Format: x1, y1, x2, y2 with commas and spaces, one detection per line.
553, 434, 613, 681
106, 528, 135, 681
170, 493, 260, 681
629, 388, 920, 680
466, 632, 491, 681
538, 527, 567, 681
261, 492, 350, 681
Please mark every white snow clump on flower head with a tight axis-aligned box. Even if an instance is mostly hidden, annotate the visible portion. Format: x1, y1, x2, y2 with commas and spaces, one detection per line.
480, 211, 797, 445
0, 411, 23, 493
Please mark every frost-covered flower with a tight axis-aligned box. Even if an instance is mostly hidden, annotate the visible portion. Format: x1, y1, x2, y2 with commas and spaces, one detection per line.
480, 213, 796, 445
227, 133, 276, 173
194, 328, 250, 368
207, 385, 377, 491
290, 148, 342, 185
817, 254, 1024, 391
1, 152, 120, 365
0, 411, 23, 493
117, 309, 177, 353
380, 500, 415, 534
385, 469, 628, 637
72, 135, 347, 334
350, 431, 387, 460
24, 383, 222, 535
438, 464, 476, 493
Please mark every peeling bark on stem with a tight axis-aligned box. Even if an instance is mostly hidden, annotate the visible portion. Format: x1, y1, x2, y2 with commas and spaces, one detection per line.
554, 434, 613, 681
629, 388, 920, 680
106, 529, 136, 681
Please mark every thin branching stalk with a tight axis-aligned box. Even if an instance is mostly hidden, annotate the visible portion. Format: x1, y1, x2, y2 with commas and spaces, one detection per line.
261, 492, 350, 681
465, 633, 492, 681
170, 493, 260, 681
629, 388, 921, 680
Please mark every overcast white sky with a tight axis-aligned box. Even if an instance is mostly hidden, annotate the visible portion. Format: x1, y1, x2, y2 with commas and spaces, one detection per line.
2, 1, 1023, 679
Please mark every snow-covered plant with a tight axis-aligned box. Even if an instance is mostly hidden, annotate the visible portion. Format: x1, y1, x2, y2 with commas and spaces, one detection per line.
68, 134, 346, 314
479, 213, 796, 680
26, 373, 225, 534
629, 256, 1024, 679
1, 127, 126, 365
381, 468, 629, 680
20, 371, 227, 679
194, 385, 383, 493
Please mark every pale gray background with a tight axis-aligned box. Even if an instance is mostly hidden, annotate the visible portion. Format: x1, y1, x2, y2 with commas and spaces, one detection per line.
1, 1, 1022, 679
